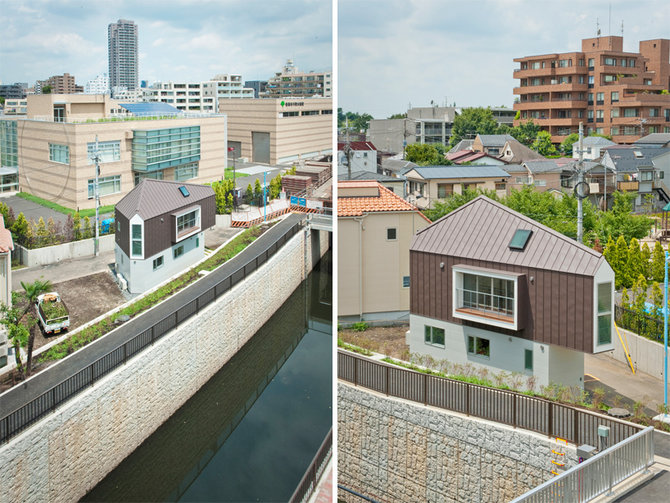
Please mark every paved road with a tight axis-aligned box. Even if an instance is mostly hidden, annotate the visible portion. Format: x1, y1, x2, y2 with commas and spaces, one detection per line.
0, 214, 303, 419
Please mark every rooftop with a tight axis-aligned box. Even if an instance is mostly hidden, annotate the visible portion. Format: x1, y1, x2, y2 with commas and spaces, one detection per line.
406, 165, 510, 180
411, 195, 605, 276
116, 179, 215, 221
338, 180, 428, 220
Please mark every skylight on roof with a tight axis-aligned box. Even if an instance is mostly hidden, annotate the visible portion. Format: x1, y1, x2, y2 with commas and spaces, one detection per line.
179, 186, 190, 197
509, 229, 532, 251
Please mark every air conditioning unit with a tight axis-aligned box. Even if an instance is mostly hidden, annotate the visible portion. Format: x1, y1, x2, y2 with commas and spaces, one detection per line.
117, 273, 128, 291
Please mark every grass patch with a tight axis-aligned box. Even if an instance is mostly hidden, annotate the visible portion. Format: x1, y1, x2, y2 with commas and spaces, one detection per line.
380, 356, 497, 388
38, 224, 269, 362
337, 338, 373, 356
15, 192, 115, 218
225, 168, 249, 180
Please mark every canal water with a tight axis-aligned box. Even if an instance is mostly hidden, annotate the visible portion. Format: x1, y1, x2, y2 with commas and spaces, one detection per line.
83, 251, 332, 502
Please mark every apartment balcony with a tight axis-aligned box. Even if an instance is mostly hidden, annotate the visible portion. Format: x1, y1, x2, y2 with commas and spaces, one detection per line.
618, 181, 639, 191
618, 93, 670, 106
516, 99, 587, 110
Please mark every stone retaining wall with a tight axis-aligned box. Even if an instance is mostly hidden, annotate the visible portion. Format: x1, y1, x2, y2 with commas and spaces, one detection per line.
338, 383, 576, 503
0, 226, 328, 503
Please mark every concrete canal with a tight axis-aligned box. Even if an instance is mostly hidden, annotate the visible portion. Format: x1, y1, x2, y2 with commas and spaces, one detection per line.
83, 251, 332, 502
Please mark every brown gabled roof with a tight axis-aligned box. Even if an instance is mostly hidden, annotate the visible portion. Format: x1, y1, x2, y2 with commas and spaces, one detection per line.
115, 179, 215, 221
338, 180, 430, 221
410, 195, 605, 276
337, 141, 378, 151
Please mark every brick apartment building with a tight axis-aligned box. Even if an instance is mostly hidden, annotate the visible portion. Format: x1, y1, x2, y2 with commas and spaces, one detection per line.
36, 73, 83, 94
513, 36, 670, 145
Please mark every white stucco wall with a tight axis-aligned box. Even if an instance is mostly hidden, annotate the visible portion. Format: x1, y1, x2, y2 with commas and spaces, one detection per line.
593, 260, 616, 354
116, 231, 205, 294
407, 314, 584, 389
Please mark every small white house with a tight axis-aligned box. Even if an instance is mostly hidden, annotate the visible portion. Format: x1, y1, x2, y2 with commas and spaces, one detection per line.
114, 179, 216, 294
407, 196, 615, 389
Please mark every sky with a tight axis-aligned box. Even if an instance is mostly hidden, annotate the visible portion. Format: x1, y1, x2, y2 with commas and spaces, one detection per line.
339, 0, 670, 118
0, 0, 332, 86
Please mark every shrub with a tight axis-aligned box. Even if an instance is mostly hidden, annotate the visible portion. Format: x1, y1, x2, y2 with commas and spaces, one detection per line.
351, 321, 369, 332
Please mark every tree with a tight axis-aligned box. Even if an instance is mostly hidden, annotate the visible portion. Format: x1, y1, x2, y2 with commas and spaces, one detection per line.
424, 188, 499, 221
388, 113, 407, 119
20, 279, 53, 376
245, 183, 254, 205
72, 212, 81, 241
640, 242, 651, 280
531, 131, 557, 156
449, 107, 499, 147
11, 212, 29, 246
598, 191, 653, 243
42, 85, 52, 94
254, 179, 263, 206
627, 238, 644, 283
0, 299, 30, 375
404, 143, 452, 166
651, 241, 665, 283
509, 120, 540, 146
560, 133, 579, 156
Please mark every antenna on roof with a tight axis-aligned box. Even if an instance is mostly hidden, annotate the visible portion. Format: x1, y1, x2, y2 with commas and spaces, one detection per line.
621, 20, 624, 37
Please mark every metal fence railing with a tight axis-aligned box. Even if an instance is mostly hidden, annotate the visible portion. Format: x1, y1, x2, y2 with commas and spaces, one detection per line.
0, 219, 304, 444
338, 351, 644, 447
289, 428, 332, 503
510, 426, 655, 502
615, 304, 663, 342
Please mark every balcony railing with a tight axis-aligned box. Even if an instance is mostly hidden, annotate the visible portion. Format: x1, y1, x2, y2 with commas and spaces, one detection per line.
455, 287, 514, 319
618, 181, 639, 191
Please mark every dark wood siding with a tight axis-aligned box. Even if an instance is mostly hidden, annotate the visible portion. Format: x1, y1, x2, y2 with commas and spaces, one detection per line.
410, 250, 597, 352
116, 213, 130, 257
142, 194, 216, 258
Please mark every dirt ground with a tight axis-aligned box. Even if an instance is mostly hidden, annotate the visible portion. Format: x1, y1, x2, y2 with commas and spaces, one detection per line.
339, 324, 409, 360
14, 271, 127, 351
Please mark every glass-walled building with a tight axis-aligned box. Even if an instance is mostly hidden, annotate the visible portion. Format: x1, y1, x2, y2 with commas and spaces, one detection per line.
0, 120, 19, 192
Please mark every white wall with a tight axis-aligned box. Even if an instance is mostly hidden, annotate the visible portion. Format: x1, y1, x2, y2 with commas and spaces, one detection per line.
408, 314, 585, 389
15, 234, 116, 267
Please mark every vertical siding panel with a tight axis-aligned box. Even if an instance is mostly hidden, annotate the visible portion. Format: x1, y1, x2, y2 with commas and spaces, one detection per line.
559, 272, 567, 347
550, 271, 560, 346
566, 274, 577, 350
585, 277, 594, 353
543, 270, 553, 344
429, 254, 436, 318
574, 275, 585, 352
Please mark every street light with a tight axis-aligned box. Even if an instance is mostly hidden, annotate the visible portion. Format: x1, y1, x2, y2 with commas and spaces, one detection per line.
658, 250, 670, 424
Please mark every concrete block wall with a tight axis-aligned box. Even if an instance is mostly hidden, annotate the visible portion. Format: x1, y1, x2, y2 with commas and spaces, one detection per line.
338, 383, 576, 503
609, 326, 664, 379
0, 225, 328, 503
15, 234, 116, 267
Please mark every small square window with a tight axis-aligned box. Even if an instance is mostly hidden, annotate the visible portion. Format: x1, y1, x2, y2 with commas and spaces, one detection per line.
153, 256, 164, 270
467, 335, 490, 358
387, 228, 397, 240
509, 229, 532, 250
402, 276, 410, 288
174, 245, 184, 259
424, 325, 445, 347
524, 349, 533, 370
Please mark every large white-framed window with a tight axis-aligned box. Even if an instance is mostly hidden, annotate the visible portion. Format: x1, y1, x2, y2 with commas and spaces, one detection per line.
87, 141, 121, 164
174, 206, 201, 241
49, 143, 69, 164
453, 265, 522, 330
88, 175, 121, 199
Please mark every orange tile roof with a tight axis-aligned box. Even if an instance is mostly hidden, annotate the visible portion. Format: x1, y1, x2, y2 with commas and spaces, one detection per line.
338, 181, 430, 222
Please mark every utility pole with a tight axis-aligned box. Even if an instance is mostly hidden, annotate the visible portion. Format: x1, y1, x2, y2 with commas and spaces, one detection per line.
92, 135, 101, 257
577, 122, 584, 243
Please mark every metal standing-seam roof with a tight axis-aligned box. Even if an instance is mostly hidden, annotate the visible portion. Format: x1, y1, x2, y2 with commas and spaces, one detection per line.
407, 165, 510, 180
116, 179, 215, 221
410, 195, 605, 276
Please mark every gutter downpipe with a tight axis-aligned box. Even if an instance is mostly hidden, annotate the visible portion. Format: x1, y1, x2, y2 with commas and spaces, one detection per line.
354, 215, 365, 320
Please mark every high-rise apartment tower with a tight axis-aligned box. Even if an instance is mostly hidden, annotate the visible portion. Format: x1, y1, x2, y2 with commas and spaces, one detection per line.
108, 19, 138, 92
